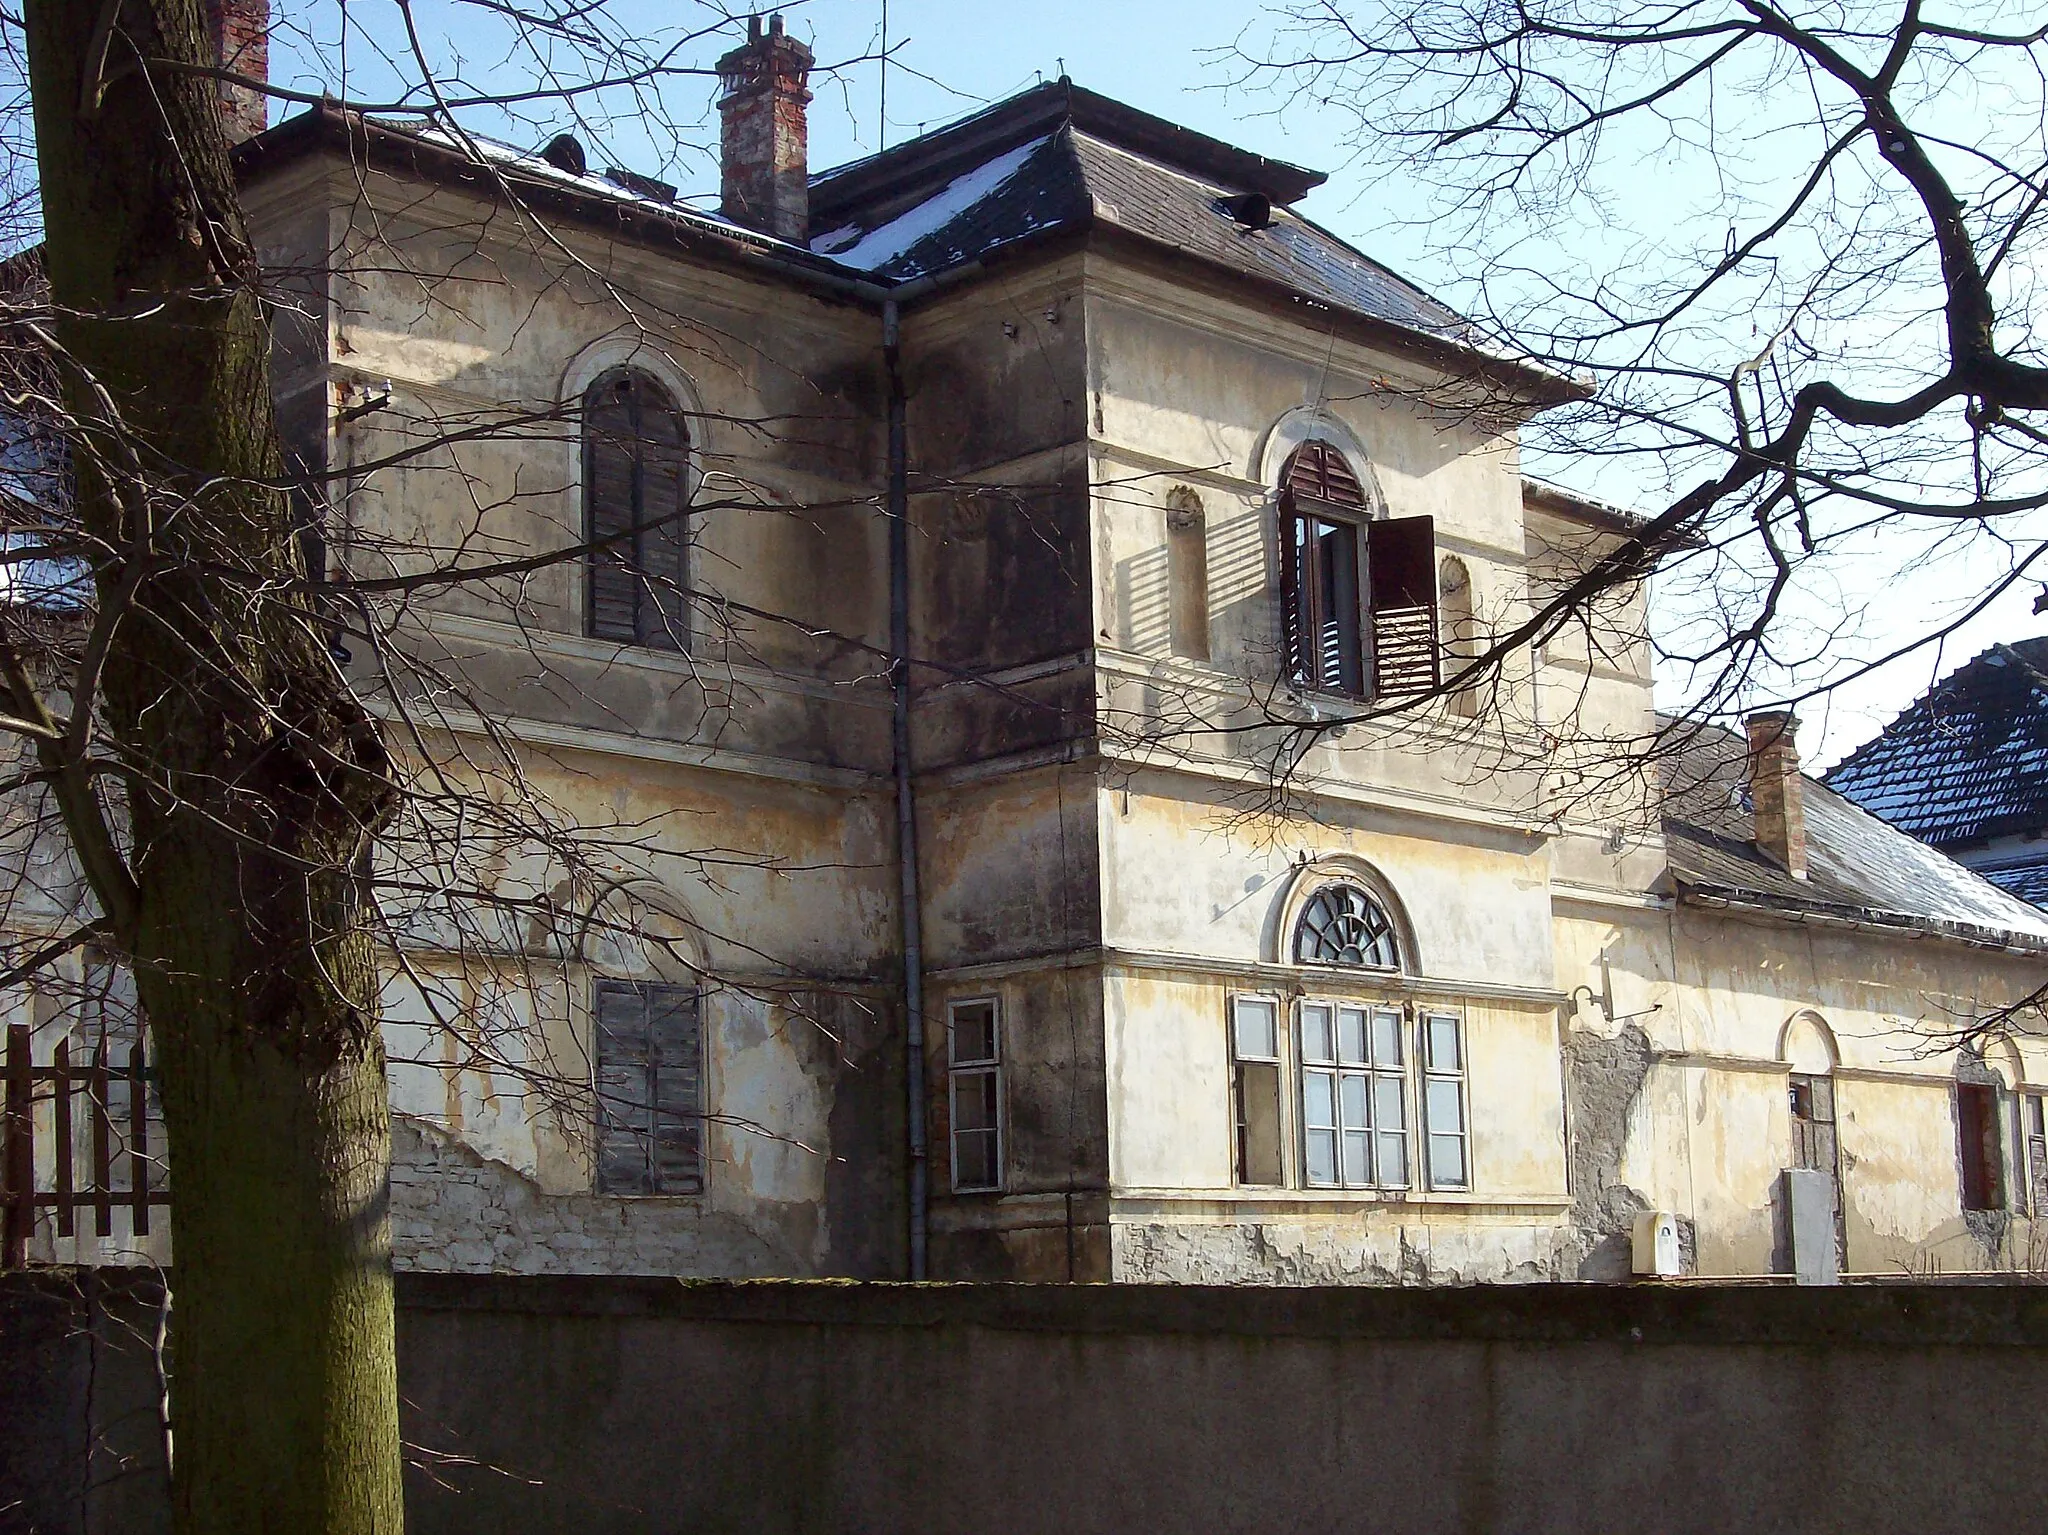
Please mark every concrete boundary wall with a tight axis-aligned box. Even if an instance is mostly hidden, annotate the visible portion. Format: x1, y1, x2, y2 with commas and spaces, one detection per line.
7, 1270, 2048, 1533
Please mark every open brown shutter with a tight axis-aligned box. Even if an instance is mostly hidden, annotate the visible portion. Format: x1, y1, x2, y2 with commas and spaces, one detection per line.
584, 386, 639, 642
1366, 515, 1440, 697
1277, 487, 1305, 684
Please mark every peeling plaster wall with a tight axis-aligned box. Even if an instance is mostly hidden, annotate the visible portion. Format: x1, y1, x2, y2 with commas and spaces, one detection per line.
231, 161, 911, 1279
1554, 903, 2048, 1280
390, 980, 902, 1277
1112, 1213, 1573, 1285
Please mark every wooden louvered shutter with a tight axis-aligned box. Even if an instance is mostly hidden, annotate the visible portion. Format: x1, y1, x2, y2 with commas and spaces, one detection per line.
584, 380, 639, 642
1366, 514, 1440, 697
640, 399, 691, 650
1283, 440, 1364, 507
1277, 486, 1305, 684
595, 980, 703, 1195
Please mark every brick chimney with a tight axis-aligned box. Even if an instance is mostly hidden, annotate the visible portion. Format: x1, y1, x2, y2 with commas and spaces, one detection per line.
205, 0, 269, 141
716, 13, 813, 242
1745, 710, 1808, 879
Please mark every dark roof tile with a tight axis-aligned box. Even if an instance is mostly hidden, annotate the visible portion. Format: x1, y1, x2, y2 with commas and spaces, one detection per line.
1823, 640, 2048, 846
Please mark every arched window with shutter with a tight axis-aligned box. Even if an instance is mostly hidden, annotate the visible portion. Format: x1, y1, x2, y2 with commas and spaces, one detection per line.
1277, 438, 1439, 699
583, 368, 689, 650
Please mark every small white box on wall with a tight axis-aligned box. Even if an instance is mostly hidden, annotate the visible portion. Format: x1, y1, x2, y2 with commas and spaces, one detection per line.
1631, 1210, 1682, 1277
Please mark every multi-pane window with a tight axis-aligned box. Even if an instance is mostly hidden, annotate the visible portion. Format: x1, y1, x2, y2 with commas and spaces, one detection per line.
1956, 1081, 2006, 1212
584, 367, 690, 649
1235, 998, 1467, 1194
1421, 1011, 1469, 1190
1294, 884, 1400, 969
948, 998, 1003, 1193
594, 980, 703, 1195
1231, 996, 1284, 1186
1299, 1002, 1409, 1189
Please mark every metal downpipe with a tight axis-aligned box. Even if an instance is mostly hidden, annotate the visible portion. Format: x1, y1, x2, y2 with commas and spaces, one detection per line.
885, 298, 928, 1279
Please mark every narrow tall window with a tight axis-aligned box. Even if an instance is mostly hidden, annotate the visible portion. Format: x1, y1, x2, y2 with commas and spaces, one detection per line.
2025, 1093, 2048, 1216
949, 998, 1003, 1193
1789, 1071, 1844, 1258
1299, 1002, 1408, 1189
1232, 995, 1283, 1185
584, 368, 690, 649
1789, 1074, 1837, 1172
594, 980, 703, 1195
1166, 487, 1210, 661
1957, 1081, 2005, 1212
1422, 1012, 1469, 1190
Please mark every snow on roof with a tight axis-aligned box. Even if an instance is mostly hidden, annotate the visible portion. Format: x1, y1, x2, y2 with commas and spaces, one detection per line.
811, 134, 1059, 275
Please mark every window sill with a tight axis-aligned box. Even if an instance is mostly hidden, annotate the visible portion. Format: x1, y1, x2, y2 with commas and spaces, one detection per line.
1110, 1188, 1571, 1214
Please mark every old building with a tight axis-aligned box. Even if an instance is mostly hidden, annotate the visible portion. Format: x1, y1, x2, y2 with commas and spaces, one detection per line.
5, 7, 2046, 1285
1825, 639, 2048, 910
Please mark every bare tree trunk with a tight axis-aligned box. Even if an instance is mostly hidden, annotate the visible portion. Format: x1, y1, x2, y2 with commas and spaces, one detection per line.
22, 0, 403, 1528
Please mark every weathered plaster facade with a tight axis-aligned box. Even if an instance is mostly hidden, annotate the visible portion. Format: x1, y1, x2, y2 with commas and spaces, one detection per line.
10, 73, 2046, 1286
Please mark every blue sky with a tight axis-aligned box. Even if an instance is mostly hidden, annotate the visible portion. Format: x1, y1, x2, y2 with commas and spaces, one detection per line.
267, 2, 2046, 764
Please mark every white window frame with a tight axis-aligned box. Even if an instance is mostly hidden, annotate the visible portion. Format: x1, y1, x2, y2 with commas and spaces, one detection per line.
1238, 996, 1471, 1196
947, 996, 1004, 1194
1297, 1000, 1411, 1191
1230, 993, 1286, 1187
2023, 1090, 2047, 1216
1419, 1009, 1471, 1191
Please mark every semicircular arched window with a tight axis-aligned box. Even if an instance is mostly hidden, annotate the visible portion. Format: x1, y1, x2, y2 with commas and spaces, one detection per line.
1293, 884, 1400, 969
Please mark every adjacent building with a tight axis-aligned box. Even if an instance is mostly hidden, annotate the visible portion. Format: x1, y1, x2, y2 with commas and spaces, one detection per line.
1826, 639, 2048, 910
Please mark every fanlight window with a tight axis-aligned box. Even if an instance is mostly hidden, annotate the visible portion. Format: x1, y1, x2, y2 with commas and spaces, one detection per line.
1294, 884, 1400, 969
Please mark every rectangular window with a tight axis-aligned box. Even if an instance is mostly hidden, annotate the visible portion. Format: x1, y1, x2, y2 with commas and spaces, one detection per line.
594, 980, 703, 1196
1231, 996, 1284, 1186
2025, 1093, 2048, 1215
1279, 497, 1440, 702
1284, 509, 1364, 696
1957, 1081, 2005, 1212
1299, 1002, 1409, 1189
1421, 1011, 1469, 1190
1789, 1073, 1837, 1172
948, 998, 1003, 1193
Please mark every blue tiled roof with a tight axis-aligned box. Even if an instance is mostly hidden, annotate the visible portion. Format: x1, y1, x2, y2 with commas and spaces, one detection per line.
1823, 640, 2048, 847
1982, 858, 2048, 910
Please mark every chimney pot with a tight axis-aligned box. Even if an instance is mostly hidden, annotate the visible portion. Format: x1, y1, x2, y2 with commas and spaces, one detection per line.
205, 0, 270, 142
716, 12, 813, 242
1745, 709, 1808, 880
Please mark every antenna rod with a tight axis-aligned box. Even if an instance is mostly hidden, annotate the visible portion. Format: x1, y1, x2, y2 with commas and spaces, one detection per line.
879, 0, 888, 150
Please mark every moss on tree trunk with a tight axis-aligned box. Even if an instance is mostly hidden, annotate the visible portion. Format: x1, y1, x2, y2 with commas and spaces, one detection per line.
22, 0, 403, 1527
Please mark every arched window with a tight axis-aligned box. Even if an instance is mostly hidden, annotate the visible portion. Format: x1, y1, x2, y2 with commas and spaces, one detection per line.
1277, 440, 1439, 699
584, 368, 689, 649
1293, 884, 1400, 969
